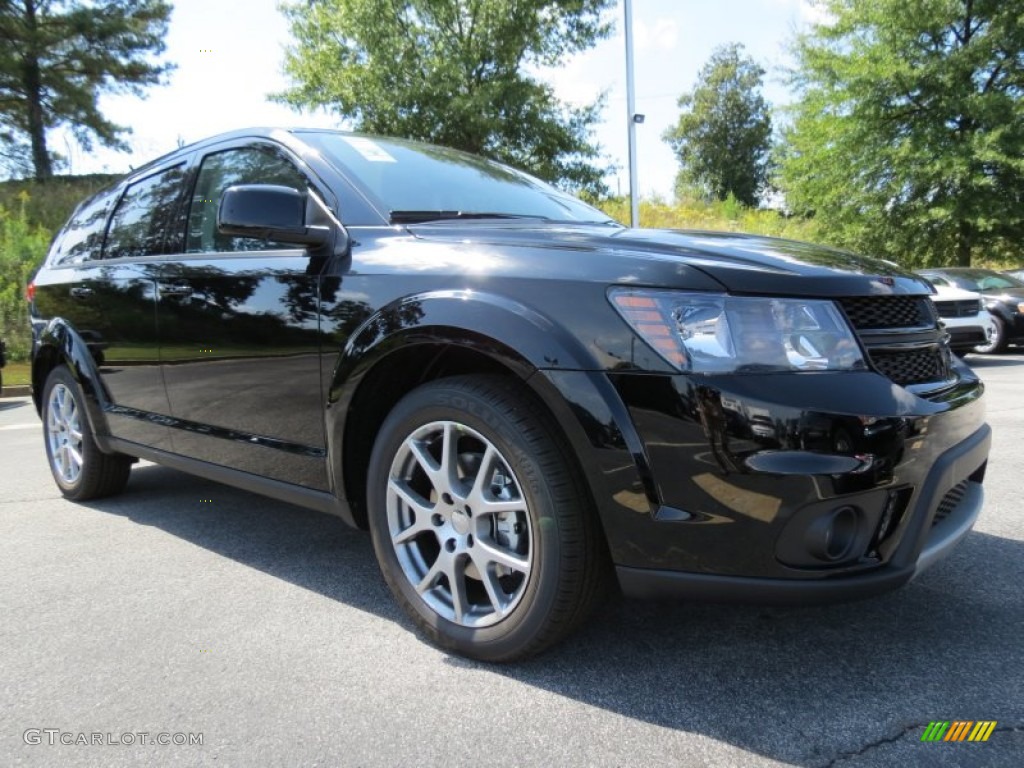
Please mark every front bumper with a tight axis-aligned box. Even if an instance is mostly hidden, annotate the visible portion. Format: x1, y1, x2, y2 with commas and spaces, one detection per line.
617, 425, 987, 602
939, 313, 992, 351
945, 325, 989, 351
541, 363, 988, 603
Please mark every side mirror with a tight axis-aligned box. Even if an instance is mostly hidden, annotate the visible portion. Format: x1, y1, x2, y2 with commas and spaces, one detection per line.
217, 184, 330, 247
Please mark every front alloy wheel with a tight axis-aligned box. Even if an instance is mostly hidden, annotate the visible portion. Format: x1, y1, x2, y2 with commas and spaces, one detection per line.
386, 420, 533, 628
367, 375, 607, 662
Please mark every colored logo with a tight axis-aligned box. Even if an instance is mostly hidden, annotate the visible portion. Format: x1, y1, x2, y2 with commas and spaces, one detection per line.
921, 721, 997, 742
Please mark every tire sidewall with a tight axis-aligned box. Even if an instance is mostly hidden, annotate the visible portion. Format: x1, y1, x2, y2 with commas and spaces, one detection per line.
367, 381, 568, 659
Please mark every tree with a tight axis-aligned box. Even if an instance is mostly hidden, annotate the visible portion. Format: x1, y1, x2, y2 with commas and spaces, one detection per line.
0, 1, 173, 181
274, 0, 613, 195
0, 194, 50, 360
780, 0, 1024, 267
663, 43, 773, 207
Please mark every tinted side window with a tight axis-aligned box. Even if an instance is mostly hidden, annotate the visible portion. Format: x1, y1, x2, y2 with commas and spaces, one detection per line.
187, 146, 309, 253
104, 165, 186, 259
47, 188, 118, 266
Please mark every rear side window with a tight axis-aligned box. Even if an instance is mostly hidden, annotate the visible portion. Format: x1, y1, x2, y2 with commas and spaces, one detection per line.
186, 146, 310, 253
104, 164, 186, 259
47, 188, 118, 266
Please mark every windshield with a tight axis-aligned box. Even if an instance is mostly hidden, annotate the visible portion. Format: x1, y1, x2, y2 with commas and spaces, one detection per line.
948, 270, 1024, 292
301, 132, 615, 225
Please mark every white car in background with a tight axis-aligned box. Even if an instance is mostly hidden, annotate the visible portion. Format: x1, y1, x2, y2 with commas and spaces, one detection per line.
929, 285, 997, 356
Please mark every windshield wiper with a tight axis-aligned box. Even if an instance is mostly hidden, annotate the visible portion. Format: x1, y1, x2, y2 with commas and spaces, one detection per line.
390, 210, 549, 224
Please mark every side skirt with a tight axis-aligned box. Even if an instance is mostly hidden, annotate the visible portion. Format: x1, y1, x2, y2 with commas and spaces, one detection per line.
104, 437, 356, 528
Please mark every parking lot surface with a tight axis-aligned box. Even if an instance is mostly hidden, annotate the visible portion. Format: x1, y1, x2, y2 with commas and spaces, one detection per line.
2, 355, 1023, 767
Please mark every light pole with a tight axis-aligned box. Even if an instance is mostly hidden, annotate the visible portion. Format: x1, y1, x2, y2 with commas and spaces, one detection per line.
624, 0, 640, 228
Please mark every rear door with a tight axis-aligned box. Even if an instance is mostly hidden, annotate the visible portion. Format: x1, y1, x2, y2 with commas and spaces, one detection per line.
34, 164, 187, 449
156, 140, 332, 490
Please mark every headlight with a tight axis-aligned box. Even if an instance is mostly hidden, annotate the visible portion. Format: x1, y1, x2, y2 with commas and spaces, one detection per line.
609, 289, 867, 373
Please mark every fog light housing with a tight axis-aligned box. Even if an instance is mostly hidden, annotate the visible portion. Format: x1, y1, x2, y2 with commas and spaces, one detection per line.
806, 506, 860, 562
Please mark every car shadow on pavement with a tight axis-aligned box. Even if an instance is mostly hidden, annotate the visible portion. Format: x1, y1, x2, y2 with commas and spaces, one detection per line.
0, 398, 30, 412
84, 463, 1024, 767
83, 463, 399, 619
485, 528, 1024, 765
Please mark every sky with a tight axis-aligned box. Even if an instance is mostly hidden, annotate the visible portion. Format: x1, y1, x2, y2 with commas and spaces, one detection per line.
59, 0, 827, 200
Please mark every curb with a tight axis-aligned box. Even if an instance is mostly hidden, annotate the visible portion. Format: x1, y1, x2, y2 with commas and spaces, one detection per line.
0, 385, 32, 399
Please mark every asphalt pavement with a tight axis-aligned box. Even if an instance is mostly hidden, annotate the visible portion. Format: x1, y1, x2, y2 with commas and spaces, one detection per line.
2, 355, 1023, 767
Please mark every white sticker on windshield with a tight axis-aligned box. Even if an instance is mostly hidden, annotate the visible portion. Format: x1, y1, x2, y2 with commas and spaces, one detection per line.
343, 136, 397, 163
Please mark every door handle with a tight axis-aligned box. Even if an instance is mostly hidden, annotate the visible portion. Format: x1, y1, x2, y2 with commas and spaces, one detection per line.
69, 286, 94, 300
160, 283, 193, 298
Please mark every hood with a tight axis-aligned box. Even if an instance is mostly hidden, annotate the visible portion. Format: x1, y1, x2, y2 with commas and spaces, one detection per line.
408, 222, 933, 297
614, 229, 929, 294
974, 286, 1024, 301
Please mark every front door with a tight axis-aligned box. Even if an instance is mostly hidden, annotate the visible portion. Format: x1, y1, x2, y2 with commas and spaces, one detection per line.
156, 143, 330, 490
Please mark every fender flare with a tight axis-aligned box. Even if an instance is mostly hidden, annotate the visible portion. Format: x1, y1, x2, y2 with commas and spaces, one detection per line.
33, 318, 113, 440
983, 300, 1013, 324
324, 290, 657, 526
329, 289, 597, 396
326, 289, 601, 427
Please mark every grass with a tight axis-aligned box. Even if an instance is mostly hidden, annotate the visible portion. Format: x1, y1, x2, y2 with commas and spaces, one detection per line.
3, 360, 30, 387
596, 195, 822, 242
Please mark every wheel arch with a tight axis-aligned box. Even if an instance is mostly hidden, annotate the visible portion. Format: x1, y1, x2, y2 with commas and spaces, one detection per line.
325, 292, 620, 532
32, 319, 112, 440
984, 301, 1013, 324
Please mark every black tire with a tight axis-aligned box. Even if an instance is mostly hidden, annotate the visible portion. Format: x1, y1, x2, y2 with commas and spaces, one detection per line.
973, 315, 1007, 354
41, 366, 131, 500
367, 375, 608, 662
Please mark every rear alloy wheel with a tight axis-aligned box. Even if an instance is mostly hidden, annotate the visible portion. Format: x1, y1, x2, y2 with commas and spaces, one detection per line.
973, 315, 1007, 354
42, 366, 131, 500
367, 375, 606, 661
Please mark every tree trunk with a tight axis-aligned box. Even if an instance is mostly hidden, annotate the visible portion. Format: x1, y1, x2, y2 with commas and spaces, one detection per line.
22, 0, 52, 180
955, 219, 973, 267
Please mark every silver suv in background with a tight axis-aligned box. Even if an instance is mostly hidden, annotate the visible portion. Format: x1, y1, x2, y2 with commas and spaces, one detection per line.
929, 285, 997, 356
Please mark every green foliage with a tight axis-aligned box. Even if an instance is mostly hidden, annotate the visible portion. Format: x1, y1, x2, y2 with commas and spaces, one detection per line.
274, 0, 614, 196
0, 194, 51, 361
780, 0, 1024, 267
663, 43, 773, 207
597, 195, 820, 242
3, 361, 30, 386
0, 173, 119, 231
0, 173, 107, 360
0, 0, 174, 180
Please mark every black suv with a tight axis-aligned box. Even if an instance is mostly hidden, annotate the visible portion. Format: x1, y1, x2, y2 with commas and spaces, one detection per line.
30, 129, 990, 660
